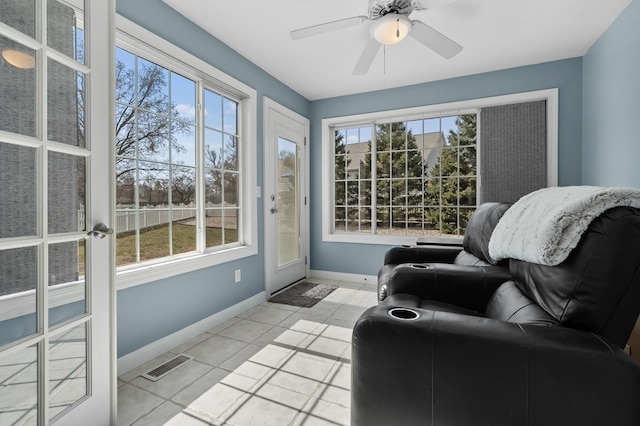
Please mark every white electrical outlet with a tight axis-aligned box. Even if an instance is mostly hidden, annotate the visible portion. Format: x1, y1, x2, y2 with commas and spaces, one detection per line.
234, 269, 241, 283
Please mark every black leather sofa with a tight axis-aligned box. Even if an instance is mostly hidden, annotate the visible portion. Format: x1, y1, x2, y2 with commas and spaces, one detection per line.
353, 206, 640, 426
378, 201, 511, 305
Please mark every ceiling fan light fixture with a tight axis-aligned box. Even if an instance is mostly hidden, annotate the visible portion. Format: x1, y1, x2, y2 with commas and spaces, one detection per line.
2, 49, 35, 69
371, 13, 412, 45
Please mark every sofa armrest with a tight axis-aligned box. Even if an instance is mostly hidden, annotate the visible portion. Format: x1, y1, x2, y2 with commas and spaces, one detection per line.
383, 244, 463, 265
385, 263, 511, 312
352, 305, 640, 426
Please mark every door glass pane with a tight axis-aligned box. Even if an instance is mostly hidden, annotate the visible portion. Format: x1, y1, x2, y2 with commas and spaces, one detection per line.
0, 0, 35, 38
49, 240, 86, 328
48, 152, 86, 234
0, 36, 36, 137
47, 0, 84, 63
49, 323, 88, 421
0, 247, 38, 347
48, 58, 86, 147
0, 143, 37, 238
0, 343, 38, 425
277, 138, 299, 266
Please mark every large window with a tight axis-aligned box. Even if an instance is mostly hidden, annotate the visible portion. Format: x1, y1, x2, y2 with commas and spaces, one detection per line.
116, 18, 257, 287
334, 115, 477, 238
323, 90, 558, 245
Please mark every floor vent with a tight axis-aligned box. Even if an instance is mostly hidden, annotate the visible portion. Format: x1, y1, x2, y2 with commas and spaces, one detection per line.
140, 354, 193, 382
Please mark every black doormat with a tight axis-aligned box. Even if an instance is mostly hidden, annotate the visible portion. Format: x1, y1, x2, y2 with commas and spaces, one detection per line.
269, 281, 338, 308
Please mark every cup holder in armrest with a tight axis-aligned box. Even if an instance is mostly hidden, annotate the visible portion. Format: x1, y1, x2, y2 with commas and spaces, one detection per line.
410, 264, 431, 269
388, 307, 420, 321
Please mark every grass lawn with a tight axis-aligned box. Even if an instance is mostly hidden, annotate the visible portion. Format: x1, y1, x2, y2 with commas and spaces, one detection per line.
116, 223, 238, 266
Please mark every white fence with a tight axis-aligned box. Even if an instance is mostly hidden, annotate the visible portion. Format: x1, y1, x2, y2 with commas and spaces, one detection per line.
115, 206, 196, 233
79, 204, 234, 234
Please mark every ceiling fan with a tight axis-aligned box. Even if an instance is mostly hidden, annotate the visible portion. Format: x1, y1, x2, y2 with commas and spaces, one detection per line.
290, 0, 463, 75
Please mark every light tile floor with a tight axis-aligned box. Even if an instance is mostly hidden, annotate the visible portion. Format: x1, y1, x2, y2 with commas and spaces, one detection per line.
117, 279, 378, 426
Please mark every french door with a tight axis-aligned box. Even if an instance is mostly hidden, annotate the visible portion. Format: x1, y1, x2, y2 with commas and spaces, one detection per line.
263, 98, 309, 296
0, 1, 114, 425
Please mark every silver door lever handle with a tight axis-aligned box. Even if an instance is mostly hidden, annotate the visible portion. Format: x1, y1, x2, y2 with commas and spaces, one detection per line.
88, 223, 113, 239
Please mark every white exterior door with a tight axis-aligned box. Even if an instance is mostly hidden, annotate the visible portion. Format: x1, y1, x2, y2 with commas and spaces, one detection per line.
264, 98, 309, 296
0, 1, 114, 424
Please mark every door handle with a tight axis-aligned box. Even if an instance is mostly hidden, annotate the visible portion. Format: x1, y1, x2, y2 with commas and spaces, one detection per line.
87, 223, 113, 239
270, 207, 279, 214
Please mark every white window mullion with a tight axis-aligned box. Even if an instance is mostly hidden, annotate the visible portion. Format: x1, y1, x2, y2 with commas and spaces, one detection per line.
133, 54, 141, 264
370, 124, 377, 235
195, 83, 205, 253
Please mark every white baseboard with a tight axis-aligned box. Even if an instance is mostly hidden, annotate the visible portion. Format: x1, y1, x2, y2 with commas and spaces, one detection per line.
310, 270, 377, 286
117, 291, 266, 375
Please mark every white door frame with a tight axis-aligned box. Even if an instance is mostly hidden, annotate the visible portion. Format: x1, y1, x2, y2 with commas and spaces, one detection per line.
57, 0, 116, 424
263, 97, 310, 297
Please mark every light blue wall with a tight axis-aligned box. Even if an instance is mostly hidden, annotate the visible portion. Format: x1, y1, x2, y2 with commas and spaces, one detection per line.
309, 59, 584, 276
582, 0, 640, 187
116, 0, 309, 357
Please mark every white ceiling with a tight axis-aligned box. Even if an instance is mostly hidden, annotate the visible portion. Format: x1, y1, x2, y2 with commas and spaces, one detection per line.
162, 0, 631, 101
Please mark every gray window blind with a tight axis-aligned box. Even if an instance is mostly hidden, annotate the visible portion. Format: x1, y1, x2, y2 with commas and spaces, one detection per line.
479, 100, 547, 203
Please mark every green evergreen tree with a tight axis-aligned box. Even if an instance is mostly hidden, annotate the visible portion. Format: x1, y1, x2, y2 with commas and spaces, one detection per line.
368, 122, 424, 230
333, 130, 348, 229
424, 115, 477, 235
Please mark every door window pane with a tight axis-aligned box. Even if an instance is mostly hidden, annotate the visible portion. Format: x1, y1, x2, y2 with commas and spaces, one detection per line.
49, 323, 88, 421
49, 241, 86, 328
278, 138, 299, 266
0, 36, 36, 137
47, 0, 84, 64
0, 0, 35, 38
0, 343, 38, 425
48, 152, 85, 234
0, 143, 37, 238
48, 59, 86, 146
0, 247, 38, 347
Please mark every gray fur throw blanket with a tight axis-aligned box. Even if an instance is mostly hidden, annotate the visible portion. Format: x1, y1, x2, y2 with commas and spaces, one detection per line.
488, 186, 640, 266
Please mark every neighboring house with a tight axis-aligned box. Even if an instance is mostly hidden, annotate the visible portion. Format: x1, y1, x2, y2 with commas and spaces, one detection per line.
344, 132, 446, 180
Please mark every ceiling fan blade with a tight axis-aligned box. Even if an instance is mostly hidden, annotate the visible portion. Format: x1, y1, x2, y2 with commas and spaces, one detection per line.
291, 16, 368, 40
352, 38, 381, 76
414, 0, 461, 10
409, 20, 462, 59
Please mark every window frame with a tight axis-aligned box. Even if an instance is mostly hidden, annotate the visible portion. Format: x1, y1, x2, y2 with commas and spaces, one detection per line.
322, 89, 559, 245
115, 16, 257, 290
